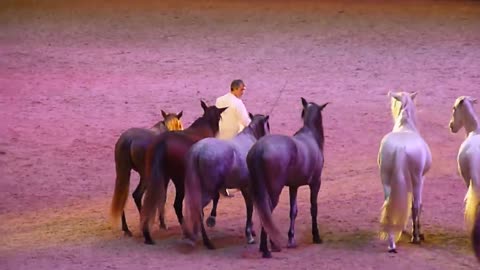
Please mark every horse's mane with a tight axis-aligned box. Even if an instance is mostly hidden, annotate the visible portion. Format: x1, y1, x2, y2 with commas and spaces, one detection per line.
296, 104, 325, 150
242, 115, 269, 140
164, 117, 183, 131
391, 94, 418, 129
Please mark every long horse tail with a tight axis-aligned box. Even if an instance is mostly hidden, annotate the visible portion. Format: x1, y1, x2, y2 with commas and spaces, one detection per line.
465, 179, 480, 261
110, 136, 132, 226
465, 182, 480, 233
472, 202, 480, 262
141, 140, 168, 232
182, 148, 203, 242
379, 148, 412, 242
247, 148, 283, 250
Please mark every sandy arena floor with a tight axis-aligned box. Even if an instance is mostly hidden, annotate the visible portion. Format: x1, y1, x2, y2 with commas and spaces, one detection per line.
1, 0, 480, 269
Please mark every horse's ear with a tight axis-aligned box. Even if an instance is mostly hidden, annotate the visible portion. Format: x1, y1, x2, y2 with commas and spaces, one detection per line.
177, 111, 183, 119
265, 115, 270, 122
388, 91, 402, 101
161, 110, 167, 119
410, 92, 418, 100
320, 102, 330, 110
248, 112, 254, 120
218, 106, 228, 114
301, 97, 308, 108
200, 100, 208, 111
467, 97, 478, 104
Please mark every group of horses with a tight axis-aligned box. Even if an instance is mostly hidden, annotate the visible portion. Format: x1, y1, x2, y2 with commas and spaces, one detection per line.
109, 92, 480, 261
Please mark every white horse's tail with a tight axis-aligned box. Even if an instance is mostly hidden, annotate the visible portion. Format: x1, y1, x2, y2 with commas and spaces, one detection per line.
465, 183, 479, 233
472, 200, 480, 262
380, 148, 412, 242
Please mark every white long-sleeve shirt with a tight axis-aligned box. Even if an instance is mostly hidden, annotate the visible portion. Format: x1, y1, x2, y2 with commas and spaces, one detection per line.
215, 92, 251, 140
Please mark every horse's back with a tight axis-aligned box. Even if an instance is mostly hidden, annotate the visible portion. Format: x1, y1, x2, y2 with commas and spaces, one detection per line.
459, 134, 480, 159
249, 134, 321, 186
458, 134, 480, 179
379, 131, 431, 175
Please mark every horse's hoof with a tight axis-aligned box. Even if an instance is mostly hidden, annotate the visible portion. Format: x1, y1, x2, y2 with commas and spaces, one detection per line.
144, 239, 155, 245
271, 245, 282, 252
205, 243, 215, 250
160, 223, 169, 230
388, 248, 397, 253
410, 237, 421, 244
206, 216, 216, 228
287, 241, 297, 249
419, 234, 425, 241
313, 236, 323, 244
123, 230, 133, 237
262, 251, 272, 258
247, 237, 255, 245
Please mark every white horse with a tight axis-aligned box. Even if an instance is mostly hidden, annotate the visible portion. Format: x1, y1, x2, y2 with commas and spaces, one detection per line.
377, 91, 432, 253
448, 96, 480, 261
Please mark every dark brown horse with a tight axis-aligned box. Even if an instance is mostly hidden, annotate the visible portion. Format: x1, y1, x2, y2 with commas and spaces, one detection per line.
247, 97, 328, 258
110, 110, 183, 236
140, 101, 227, 244
182, 113, 270, 249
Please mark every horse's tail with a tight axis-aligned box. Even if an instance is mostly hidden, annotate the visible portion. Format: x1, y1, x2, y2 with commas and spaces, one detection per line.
140, 140, 168, 232
182, 148, 203, 242
247, 148, 283, 250
110, 136, 132, 226
472, 202, 480, 262
465, 182, 480, 233
465, 179, 480, 261
379, 148, 412, 242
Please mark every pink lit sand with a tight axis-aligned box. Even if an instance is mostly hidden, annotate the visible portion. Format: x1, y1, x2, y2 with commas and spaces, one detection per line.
1, 1, 480, 269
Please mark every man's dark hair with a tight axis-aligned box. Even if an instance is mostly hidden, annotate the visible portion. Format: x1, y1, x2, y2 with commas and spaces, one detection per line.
230, 79, 244, 91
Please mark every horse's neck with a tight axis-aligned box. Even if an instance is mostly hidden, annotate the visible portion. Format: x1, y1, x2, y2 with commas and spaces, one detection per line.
463, 108, 480, 137
239, 126, 259, 140
296, 125, 324, 151
393, 121, 418, 133
393, 111, 418, 133
150, 122, 167, 134
184, 119, 215, 138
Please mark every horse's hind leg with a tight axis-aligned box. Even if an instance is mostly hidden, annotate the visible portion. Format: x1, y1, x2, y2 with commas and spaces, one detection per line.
241, 188, 255, 244
132, 179, 145, 212
121, 213, 132, 237
411, 174, 425, 244
200, 209, 215, 249
287, 187, 299, 248
260, 227, 271, 258
310, 181, 323, 244
206, 192, 219, 228
159, 185, 168, 230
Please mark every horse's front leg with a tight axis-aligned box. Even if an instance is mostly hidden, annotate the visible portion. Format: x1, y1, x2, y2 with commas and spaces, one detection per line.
241, 188, 255, 244
172, 178, 185, 225
206, 192, 220, 228
310, 181, 322, 244
287, 186, 298, 248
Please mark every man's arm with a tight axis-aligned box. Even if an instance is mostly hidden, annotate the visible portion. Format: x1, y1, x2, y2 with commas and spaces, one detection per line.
236, 100, 251, 127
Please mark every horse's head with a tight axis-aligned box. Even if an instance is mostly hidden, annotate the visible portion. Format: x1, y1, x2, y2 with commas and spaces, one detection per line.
300, 97, 329, 130
449, 96, 478, 133
388, 91, 418, 127
161, 110, 184, 131
247, 113, 270, 139
200, 100, 228, 135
